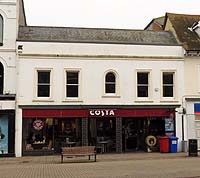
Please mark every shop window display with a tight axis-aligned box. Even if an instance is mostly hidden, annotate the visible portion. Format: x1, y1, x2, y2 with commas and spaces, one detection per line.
23, 118, 82, 154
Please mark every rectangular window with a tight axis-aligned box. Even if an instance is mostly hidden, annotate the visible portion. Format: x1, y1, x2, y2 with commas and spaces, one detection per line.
137, 72, 149, 97
162, 72, 174, 97
66, 71, 79, 98
37, 71, 51, 97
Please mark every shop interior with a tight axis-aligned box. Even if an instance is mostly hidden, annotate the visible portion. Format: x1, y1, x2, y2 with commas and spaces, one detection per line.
122, 117, 170, 152
88, 117, 116, 153
23, 118, 82, 155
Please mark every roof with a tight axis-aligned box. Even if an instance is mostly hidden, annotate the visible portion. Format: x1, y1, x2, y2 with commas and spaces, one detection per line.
17, 26, 179, 46
164, 13, 200, 51
144, 16, 165, 30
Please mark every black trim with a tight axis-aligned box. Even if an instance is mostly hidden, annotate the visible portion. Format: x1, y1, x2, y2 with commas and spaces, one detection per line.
19, 104, 181, 109
0, 94, 15, 100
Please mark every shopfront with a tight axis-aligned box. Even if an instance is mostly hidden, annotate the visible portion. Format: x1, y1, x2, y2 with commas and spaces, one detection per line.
0, 111, 15, 157
22, 107, 175, 155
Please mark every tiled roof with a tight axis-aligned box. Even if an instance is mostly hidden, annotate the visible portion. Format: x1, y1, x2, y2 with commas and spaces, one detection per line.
165, 13, 200, 51
18, 26, 179, 46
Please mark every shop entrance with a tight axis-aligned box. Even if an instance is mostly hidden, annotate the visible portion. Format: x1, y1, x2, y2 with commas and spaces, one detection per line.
122, 118, 146, 152
88, 117, 116, 153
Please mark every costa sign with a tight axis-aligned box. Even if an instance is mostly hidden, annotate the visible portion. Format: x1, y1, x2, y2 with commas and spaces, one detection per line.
89, 109, 115, 117
32, 120, 44, 130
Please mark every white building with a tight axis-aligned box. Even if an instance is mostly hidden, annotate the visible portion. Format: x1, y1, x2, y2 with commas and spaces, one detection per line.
0, 0, 25, 156
15, 25, 184, 156
163, 13, 200, 151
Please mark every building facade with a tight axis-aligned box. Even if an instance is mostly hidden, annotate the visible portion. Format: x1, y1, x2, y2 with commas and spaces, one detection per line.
163, 13, 200, 150
15, 26, 184, 156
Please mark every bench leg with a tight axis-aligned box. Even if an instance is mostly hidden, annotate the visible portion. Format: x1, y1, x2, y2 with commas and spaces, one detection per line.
89, 155, 90, 160
94, 154, 96, 162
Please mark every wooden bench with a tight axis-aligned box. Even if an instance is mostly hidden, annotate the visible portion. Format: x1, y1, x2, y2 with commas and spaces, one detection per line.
61, 146, 96, 163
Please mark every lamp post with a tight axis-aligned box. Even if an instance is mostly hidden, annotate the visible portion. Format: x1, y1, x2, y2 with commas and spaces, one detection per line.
181, 107, 186, 152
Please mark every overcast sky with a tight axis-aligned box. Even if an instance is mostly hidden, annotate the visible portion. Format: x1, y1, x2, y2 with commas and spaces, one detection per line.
23, 0, 200, 29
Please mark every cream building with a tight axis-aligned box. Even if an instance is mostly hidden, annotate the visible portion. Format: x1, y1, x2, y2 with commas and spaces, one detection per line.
15, 26, 184, 157
164, 13, 200, 151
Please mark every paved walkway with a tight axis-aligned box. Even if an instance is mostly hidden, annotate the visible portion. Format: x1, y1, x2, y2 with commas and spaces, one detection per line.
0, 152, 200, 178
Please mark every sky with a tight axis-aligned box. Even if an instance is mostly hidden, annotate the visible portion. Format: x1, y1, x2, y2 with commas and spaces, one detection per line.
23, 0, 200, 30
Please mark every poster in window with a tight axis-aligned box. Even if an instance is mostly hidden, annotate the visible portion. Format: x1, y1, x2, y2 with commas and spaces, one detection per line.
0, 115, 8, 154
165, 118, 174, 132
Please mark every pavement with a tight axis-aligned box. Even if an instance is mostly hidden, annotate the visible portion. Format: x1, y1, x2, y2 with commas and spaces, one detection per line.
0, 152, 200, 178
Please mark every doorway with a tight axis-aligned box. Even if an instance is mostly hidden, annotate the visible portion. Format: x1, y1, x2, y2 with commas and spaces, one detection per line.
88, 117, 116, 153
122, 118, 146, 152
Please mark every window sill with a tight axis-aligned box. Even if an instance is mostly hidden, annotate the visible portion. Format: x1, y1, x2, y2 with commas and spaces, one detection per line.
135, 98, 153, 103
62, 98, 83, 102
32, 99, 54, 102
160, 98, 179, 103
102, 95, 120, 98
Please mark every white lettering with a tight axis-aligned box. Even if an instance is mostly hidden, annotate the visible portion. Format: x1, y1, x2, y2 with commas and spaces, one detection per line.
89, 109, 115, 117
89, 110, 94, 116
110, 110, 115, 116
95, 110, 101, 116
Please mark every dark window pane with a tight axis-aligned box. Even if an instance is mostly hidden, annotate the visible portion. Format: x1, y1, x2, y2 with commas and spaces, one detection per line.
163, 73, 173, 84
0, 62, 3, 94
137, 86, 148, 97
163, 86, 173, 97
67, 85, 78, 97
137, 73, 148, 84
67, 72, 78, 84
38, 85, 50, 97
0, 15, 3, 44
106, 84, 115, 93
38, 72, 50, 83
106, 72, 115, 82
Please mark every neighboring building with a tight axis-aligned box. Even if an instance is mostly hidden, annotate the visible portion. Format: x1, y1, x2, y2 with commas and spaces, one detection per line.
144, 16, 165, 31
0, 0, 26, 157
15, 26, 184, 157
162, 13, 200, 150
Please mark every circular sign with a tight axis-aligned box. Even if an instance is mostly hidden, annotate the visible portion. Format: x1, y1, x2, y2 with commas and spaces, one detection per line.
33, 120, 44, 131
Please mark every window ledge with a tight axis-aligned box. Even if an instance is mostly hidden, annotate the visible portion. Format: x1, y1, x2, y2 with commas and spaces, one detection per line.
62, 99, 83, 102
160, 99, 179, 103
102, 95, 120, 98
135, 99, 153, 103
32, 99, 54, 102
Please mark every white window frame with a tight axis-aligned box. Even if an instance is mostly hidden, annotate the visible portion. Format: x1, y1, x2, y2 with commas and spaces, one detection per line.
34, 68, 53, 101
64, 68, 82, 101
135, 69, 152, 101
103, 69, 120, 98
161, 70, 176, 100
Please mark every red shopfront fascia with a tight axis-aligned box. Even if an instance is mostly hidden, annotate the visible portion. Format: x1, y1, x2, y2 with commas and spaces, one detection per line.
22, 108, 174, 118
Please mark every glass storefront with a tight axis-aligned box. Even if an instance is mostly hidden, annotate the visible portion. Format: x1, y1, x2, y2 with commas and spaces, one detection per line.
89, 117, 116, 153
122, 117, 174, 152
23, 117, 82, 155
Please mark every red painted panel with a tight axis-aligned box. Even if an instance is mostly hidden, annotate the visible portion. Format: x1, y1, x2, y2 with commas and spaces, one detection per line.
22, 108, 174, 118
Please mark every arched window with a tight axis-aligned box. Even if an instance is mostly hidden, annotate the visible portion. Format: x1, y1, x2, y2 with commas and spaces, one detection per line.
0, 15, 3, 45
0, 62, 4, 94
105, 72, 116, 94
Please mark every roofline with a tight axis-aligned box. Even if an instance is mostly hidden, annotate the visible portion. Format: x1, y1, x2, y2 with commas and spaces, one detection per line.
21, 0, 27, 26
16, 39, 181, 46
18, 25, 155, 32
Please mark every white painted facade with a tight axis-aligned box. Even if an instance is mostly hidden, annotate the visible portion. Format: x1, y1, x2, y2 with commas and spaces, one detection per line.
15, 41, 184, 156
0, 0, 17, 96
183, 56, 200, 150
